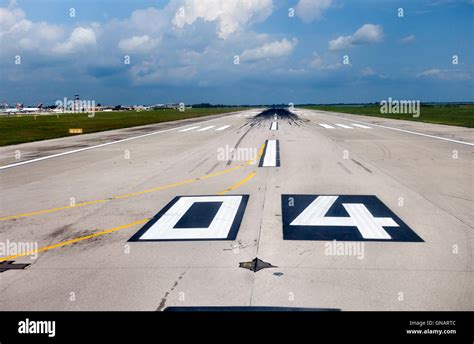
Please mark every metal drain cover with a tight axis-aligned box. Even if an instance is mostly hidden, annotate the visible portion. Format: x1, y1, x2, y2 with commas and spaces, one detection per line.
239, 257, 276, 272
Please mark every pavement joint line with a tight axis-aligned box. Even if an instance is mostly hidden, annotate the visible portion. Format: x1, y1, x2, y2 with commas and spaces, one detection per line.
306, 109, 474, 146
0, 145, 265, 221
0, 149, 264, 261
0, 110, 253, 170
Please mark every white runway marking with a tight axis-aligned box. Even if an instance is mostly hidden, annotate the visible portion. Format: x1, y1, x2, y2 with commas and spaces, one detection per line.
197, 126, 215, 132
216, 125, 231, 131
261, 140, 278, 167
179, 126, 200, 132
308, 110, 474, 146
351, 123, 372, 129
138, 196, 242, 240
290, 196, 397, 240
335, 124, 353, 129
319, 124, 335, 129
270, 122, 278, 130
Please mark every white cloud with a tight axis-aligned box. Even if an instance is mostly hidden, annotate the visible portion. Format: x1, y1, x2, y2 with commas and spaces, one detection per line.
329, 24, 383, 50
118, 35, 160, 52
309, 52, 343, 70
417, 68, 471, 80
173, 0, 273, 39
53, 27, 96, 54
241, 38, 298, 61
295, 0, 332, 23
400, 34, 416, 44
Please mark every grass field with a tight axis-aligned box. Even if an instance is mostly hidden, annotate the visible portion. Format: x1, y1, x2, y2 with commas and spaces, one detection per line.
303, 105, 474, 128
0, 108, 246, 146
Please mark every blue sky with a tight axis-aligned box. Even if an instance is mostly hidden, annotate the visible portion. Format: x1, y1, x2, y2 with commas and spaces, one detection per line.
0, 0, 473, 105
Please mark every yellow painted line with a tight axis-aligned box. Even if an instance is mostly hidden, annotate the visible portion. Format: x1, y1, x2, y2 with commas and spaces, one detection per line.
0, 148, 264, 221
0, 199, 107, 221
0, 145, 265, 261
217, 171, 257, 195
0, 219, 148, 262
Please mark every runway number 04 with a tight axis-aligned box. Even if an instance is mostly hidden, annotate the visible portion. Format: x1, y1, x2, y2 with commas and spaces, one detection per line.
290, 196, 399, 240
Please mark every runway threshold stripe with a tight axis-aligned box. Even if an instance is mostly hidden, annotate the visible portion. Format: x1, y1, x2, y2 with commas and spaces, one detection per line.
335, 124, 353, 129
259, 140, 280, 167
308, 110, 474, 146
319, 124, 335, 129
216, 125, 231, 131
197, 126, 215, 132
351, 123, 372, 129
179, 126, 200, 132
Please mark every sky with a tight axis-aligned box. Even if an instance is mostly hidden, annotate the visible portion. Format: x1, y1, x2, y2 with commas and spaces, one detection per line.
0, 0, 473, 105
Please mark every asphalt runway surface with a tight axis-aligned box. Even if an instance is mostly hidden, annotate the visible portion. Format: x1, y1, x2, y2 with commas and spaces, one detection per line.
0, 108, 472, 310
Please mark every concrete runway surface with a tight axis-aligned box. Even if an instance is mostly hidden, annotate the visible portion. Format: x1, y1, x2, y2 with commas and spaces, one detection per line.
0, 108, 472, 310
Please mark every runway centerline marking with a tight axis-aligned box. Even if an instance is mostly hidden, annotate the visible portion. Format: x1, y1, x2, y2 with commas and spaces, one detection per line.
0, 110, 254, 170
306, 109, 474, 146
216, 125, 231, 131
270, 122, 278, 131
259, 140, 280, 167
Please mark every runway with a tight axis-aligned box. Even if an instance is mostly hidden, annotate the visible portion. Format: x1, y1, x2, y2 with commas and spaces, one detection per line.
0, 107, 472, 310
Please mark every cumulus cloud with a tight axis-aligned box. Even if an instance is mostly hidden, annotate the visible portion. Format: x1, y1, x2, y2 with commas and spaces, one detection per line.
173, 0, 273, 39
309, 52, 344, 70
118, 35, 161, 52
329, 24, 383, 50
294, 0, 332, 23
0, 5, 63, 50
241, 38, 298, 61
400, 34, 416, 44
53, 27, 96, 54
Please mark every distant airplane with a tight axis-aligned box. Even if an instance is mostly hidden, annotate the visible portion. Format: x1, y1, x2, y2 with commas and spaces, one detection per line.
1, 103, 43, 114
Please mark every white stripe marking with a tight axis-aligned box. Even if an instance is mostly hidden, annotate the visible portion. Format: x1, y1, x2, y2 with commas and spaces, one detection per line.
179, 126, 200, 132
216, 125, 231, 131
197, 126, 215, 132
262, 140, 277, 167
319, 124, 335, 129
335, 124, 353, 129
270, 122, 278, 131
351, 123, 372, 129
306, 110, 474, 146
